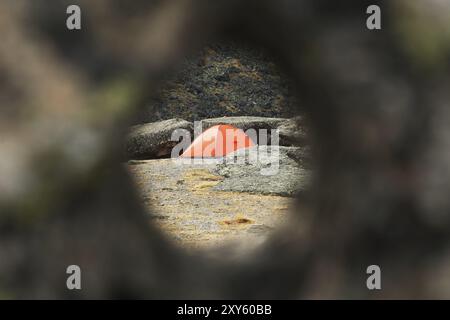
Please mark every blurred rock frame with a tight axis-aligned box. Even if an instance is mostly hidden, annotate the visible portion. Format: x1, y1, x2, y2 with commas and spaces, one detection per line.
1, 0, 450, 299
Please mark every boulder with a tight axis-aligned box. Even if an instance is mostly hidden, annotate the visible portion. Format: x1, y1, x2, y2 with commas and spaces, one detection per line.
200, 116, 287, 132
125, 118, 193, 159
277, 116, 307, 146
199, 116, 306, 146
213, 145, 310, 196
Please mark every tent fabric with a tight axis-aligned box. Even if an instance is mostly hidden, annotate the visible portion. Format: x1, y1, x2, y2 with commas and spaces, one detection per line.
180, 124, 255, 158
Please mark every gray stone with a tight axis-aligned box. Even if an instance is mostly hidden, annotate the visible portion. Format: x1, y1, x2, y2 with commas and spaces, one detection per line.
199, 116, 306, 146
200, 116, 288, 132
125, 118, 193, 159
277, 116, 307, 146
213, 145, 310, 196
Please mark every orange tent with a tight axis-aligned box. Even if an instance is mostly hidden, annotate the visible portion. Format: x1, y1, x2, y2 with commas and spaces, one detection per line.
180, 124, 255, 158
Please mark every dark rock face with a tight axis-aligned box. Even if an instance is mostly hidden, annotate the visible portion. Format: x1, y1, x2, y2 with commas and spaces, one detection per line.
125, 119, 193, 159
137, 43, 298, 123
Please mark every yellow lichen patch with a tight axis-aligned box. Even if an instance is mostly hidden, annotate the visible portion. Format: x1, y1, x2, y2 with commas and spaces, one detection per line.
193, 180, 221, 190
220, 214, 254, 226
184, 169, 223, 180
183, 168, 223, 193
273, 205, 290, 211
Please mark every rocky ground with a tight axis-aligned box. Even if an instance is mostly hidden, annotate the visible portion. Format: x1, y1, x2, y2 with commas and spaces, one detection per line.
128, 155, 302, 248
127, 158, 295, 250
125, 117, 309, 249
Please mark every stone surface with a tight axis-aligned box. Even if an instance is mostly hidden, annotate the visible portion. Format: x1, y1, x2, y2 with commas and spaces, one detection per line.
200, 116, 287, 132
277, 116, 307, 146
199, 116, 306, 146
213, 145, 310, 196
127, 158, 295, 249
125, 118, 193, 159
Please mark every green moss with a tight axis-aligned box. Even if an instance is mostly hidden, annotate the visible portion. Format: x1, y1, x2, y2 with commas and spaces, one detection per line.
393, 2, 450, 71
87, 76, 145, 126
0, 291, 14, 300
